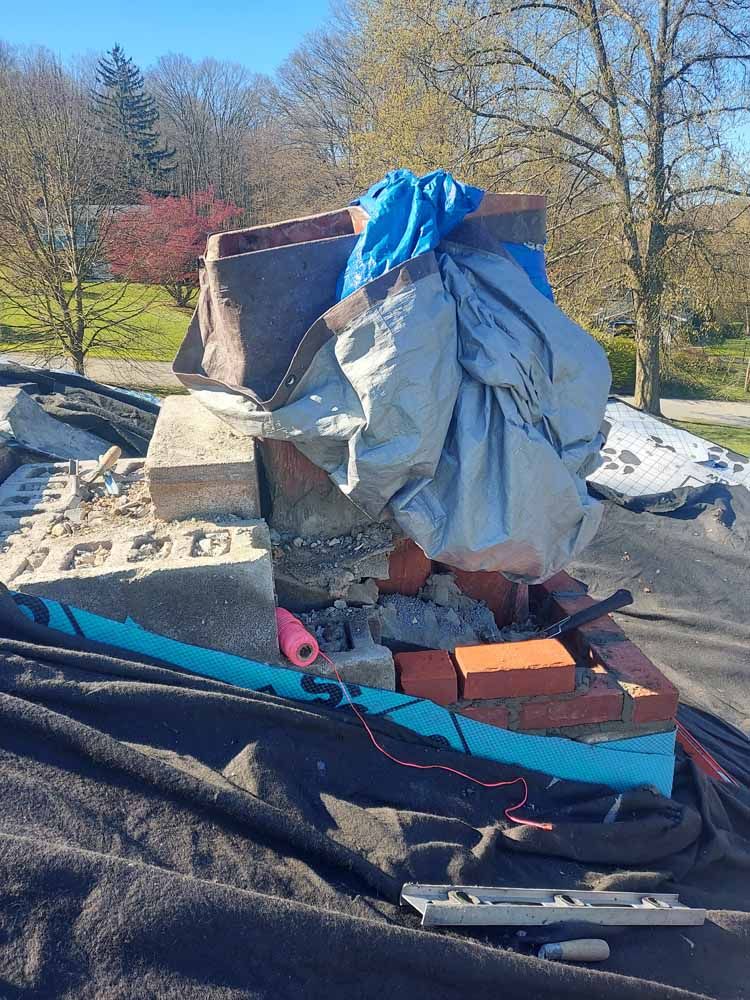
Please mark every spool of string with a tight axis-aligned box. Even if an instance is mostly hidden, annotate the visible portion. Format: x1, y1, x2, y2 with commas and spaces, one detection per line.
275, 607, 319, 667
273, 607, 548, 831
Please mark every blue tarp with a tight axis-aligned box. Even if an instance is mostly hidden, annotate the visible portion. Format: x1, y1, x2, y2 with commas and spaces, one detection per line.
502, 241, 554, 301
338, 168, 554, 302
338, 168, 484, 300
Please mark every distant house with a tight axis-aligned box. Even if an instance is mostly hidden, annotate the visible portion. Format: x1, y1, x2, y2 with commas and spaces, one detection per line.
36, 202, 147, 280
593, 291, 689, 345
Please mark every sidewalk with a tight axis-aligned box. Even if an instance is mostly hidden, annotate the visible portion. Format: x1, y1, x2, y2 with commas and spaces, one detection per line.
619, 396, 750, 429
1, 352, 180, 389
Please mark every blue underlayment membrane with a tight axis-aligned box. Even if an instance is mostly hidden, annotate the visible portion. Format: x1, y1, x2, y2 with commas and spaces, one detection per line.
338, 168, 554, 302
12, 590, 676, 797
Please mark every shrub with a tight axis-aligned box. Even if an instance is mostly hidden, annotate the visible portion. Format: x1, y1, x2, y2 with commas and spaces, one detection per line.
588, 329, 636, 392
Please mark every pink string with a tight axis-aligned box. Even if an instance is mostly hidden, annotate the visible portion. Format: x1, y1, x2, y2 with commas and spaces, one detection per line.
276, 607, 552, 831
276, 607, 320, 667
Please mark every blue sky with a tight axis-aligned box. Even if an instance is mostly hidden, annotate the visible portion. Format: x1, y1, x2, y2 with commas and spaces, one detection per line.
2, 0, 332, 74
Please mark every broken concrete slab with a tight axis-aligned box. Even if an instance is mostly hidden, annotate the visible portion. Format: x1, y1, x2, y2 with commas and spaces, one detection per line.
0, 386, 109, 461
146, 394, 260, 521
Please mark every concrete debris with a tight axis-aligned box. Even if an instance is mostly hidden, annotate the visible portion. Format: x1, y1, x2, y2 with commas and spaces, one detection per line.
418, 572, 477, 612
192, 531, 231, 557
128, 535, 172, 563
69, 543, 111, 569
272, 522, 393, 607
378, 592, 501, 651
344, 578, 379, 605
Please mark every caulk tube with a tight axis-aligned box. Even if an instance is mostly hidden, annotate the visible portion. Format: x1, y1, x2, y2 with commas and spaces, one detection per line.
538, 940, 610, 962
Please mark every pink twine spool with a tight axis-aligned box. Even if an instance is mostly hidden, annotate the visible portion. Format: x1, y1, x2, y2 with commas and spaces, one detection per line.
275, 607, 320, 667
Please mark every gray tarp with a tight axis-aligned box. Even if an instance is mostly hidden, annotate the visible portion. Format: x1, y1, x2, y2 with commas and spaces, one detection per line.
176, 222, 610, 582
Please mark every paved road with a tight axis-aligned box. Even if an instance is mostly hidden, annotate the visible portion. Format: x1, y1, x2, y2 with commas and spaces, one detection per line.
1, 353, 181, 389
3, 352, 750, 426
619, 395, 750, 429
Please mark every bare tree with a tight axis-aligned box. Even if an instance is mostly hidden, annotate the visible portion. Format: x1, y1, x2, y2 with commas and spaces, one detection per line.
148, 55, 266, 210
0, 51, 154, 374
272, 26, 372, 199
361, 0, 750, 412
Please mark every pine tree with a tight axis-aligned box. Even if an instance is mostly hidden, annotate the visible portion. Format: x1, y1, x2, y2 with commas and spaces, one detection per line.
93, 44, 175, 197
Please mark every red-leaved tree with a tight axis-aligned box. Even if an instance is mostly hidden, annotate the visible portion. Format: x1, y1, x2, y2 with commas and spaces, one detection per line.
107, 189, 241, 306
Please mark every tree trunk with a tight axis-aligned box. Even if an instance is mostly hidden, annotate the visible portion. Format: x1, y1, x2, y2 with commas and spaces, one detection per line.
166, 283, 195, 307
71, 279, 86, 375
633, 287, 661, 414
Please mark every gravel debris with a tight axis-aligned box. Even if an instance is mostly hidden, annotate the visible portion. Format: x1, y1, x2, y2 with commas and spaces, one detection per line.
191, 531, 230, 557
70, 543, 110, 569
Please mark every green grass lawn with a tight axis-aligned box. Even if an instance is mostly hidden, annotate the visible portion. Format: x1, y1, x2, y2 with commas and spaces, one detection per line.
665, 379, 749, 403
702, 338, 750, 358
0, 282, 191, 361
671, 420, 750, 457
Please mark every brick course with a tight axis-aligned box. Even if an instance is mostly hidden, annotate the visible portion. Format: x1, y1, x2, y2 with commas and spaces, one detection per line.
457, 703, 511, 729
589, 641, 678, 723
533, 570, 678, 725
519, 667, 623, 730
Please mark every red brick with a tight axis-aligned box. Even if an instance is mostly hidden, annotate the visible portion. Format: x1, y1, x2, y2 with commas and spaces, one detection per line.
590, 641, 678, 723
453, 639, 576, 699
395, 650, 458, 706
552, 594, 627, 655
457, 704, 511, 729
377, 539, 432, 596
519, 672, 623, 730
534, 574, 622, 638
534, 570, 679, 725
450, 569, 518, 628
534, 571, 639, 653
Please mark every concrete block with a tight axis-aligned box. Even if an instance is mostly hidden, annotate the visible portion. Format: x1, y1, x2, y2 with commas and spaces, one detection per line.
0, 459, 145, 521
453, 638, 576, 699
395, 650, 457, 705
6, 517, 280, 663
303, 609, 394, 690
146, 394, 260, 521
